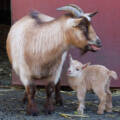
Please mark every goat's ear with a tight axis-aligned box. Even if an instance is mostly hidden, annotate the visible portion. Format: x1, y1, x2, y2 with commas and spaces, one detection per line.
81, 12, 98, 21
69, 54, 73, 62
88, 11, 98, 17
71, 18, 83, 27
82, 62, 91, 70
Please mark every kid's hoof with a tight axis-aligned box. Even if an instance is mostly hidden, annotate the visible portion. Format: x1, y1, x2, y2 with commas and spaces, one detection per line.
106, 109, 112, 113
77, 109, 84, 115
97, 110, 104, 115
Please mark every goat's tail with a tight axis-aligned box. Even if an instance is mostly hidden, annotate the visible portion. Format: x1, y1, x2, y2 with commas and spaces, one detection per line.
108, 70, 118, 80
29, 10, 41, 24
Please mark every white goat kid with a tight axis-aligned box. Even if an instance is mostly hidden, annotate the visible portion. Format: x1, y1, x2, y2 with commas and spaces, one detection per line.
67, 55, 118, 115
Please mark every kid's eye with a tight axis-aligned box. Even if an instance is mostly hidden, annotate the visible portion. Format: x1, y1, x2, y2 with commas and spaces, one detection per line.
76, 68, 79, 71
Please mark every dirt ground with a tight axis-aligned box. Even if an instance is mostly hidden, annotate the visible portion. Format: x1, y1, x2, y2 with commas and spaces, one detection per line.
0, 26, 120, 120
0, 88, 120, 120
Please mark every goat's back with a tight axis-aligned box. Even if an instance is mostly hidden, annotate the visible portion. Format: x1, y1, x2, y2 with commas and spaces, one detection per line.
6, 13, 66, 79
7, 13, 54, 63
82, 65, 110, 88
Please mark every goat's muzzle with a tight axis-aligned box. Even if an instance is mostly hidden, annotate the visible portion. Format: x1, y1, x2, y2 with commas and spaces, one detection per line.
81, 39, 102, 55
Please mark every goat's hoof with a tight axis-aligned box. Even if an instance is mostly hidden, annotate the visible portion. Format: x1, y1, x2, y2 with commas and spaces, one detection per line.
44, 104, 54, 114
22, 98, 28, 104
97, 110, 104, 115
22, 92, 28, 104
27, 105, 39, 116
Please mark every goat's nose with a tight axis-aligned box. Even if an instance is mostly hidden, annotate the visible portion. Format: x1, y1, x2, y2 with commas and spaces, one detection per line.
96, 39, 102, 47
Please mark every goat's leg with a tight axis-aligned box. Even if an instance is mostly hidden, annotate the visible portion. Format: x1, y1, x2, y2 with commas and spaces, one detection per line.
55, 80, 63, 105
105, 82, 112, 112
105, 87, 112, 112
22, 90, 36, 104
22, 91, 28, 104
106, 92, 112, 113
95, 89, 106, 114
25, 84, 38, 116
77, 90, 86, 115
20, 72, 38, 116
44, 82, 55, 114
97, 94, 106, 114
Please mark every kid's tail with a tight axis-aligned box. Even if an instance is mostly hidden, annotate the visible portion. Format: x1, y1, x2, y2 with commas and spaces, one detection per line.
109, 70, 118, 80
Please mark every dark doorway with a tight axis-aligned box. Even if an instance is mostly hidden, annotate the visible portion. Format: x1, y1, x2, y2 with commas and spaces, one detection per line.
0, 0, 11, 25
0, 0, 11, 51
0, 0, 11, 86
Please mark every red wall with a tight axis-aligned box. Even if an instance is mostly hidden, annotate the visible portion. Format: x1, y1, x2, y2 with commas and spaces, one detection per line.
11, 0, 120, 87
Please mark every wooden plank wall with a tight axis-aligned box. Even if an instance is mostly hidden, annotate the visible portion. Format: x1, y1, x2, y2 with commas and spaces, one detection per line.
11, 0, 120, 87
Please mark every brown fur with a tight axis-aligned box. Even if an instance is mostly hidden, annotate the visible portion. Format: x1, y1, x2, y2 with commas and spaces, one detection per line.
55, 80, 63, 105
44, 82, 55, 114
26, 85, 38, 116
6, 36, 12, 64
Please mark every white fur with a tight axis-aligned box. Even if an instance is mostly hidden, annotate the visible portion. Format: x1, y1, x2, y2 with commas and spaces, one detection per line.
66, 18, 76, 27
54, 51, 67, 85
10, 21, 25, 74
68, 65, 82, 77
32, 23, 62, 55
9, 17, 32, 86
20, 70, 30, 86
68, 59, 82, 77
77, 104, 85, 114
83, 14, 91, 21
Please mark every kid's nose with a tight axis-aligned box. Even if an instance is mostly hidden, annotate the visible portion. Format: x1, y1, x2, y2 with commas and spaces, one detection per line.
67, 70, 71, 74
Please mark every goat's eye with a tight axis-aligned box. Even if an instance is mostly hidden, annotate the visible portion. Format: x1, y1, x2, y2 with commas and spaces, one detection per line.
76, 68, 79, 71
81, 25, 87, 32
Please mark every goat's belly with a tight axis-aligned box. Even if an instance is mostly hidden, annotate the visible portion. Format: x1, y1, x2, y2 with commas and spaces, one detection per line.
30, 61, 60, 80
25, 51, 67, 83
32, 68, 54, 79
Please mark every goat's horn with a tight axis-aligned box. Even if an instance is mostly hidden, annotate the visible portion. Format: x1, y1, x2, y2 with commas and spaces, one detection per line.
69, 4, 84, 14
56, 4, 84, 17
88, 11, 98, 17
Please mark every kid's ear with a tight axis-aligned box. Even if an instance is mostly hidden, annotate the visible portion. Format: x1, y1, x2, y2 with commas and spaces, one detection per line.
82, 62, 91, 69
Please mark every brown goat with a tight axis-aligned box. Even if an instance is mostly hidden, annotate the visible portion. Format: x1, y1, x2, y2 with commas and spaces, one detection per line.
67, 55, 118, 115
6, 4, 102, 115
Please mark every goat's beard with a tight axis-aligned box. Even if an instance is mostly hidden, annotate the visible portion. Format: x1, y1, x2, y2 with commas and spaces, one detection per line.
81, 45, 96, 55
